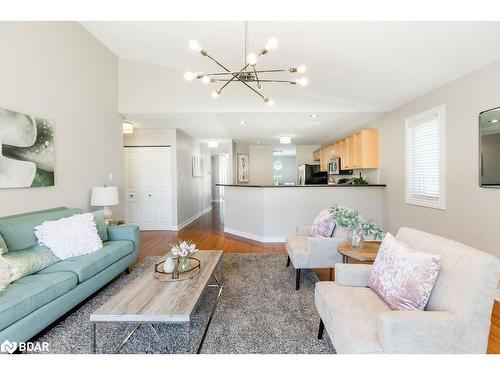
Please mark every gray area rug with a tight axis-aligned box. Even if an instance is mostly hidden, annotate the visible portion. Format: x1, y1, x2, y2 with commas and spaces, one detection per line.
31, 253, 334, 354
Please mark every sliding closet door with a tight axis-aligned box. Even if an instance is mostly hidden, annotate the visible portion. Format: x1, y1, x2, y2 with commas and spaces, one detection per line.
124, 147, 173, 230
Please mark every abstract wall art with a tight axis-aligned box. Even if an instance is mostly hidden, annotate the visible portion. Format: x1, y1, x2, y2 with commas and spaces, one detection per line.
237, 153, 249, 183
0, 108, 55, 188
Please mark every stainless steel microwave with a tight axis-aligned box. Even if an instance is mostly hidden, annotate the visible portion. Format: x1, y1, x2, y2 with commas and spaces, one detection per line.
328, 158, 352, 175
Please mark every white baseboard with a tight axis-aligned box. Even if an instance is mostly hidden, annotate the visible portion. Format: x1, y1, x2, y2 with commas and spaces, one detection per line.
176, 206, 212, 230
224, 227, 285, 243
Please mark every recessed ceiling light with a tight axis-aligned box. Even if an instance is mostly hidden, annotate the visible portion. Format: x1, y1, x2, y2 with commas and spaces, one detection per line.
207, 140, 218, 148
256, 141, 260, 144
489, 119, 499, 123
310, 114, 319, 119
122, 121, 134, 134
280, 136, 292, 144
239, 120, 247, 125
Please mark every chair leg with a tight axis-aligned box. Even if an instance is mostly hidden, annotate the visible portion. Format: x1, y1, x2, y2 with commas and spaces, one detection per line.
295, 269, 301, 290
125, 267, 131, 275
286, 255, 290, 267
318, 319, 324, 339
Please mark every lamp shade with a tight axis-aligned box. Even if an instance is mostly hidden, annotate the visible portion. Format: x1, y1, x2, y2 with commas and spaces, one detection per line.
91, 186, 119, 207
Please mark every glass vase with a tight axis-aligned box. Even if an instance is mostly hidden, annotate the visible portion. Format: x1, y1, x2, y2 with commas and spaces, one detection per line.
348, 228, 365, 250
178, 256, 190, 272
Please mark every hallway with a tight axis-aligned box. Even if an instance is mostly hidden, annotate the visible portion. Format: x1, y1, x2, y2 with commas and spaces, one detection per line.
138, 202, 286, 261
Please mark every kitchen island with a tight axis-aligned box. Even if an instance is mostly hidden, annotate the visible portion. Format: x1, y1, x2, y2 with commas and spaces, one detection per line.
217, 184, 386, 242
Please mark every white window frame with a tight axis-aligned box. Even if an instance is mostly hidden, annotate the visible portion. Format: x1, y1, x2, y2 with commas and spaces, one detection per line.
405, 105, 446, 210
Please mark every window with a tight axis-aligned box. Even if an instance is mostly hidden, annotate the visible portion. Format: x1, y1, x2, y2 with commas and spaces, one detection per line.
405, 105, 446, 209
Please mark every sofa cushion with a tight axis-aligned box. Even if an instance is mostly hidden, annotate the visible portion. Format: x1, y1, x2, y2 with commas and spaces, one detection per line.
0, 272, 77, 331
0, 208, 82, 252
315, 281, 391, 353
34, 213, 103, 260
37, 240, 134, 282
310, 209, 336, 237
368, 233, 441, 311
0, 233, 8, 254
92, 210, 108, 242
1, 244, 59, 284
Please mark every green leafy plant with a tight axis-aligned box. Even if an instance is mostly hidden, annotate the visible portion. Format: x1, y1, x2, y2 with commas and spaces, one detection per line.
330, 204, 384, 240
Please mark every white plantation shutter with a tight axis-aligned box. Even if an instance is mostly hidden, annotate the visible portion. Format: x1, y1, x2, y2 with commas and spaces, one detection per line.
405, 106, 445, 209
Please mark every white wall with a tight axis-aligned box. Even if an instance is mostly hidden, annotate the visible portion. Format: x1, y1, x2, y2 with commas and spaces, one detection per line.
123, 128, 176, 146
0, 22, 123, 217
248, 145, 273, 185
176, 130, 212, 227
224, 186, 385, 242
296, 145, 320, 166
364, 57, 500, 258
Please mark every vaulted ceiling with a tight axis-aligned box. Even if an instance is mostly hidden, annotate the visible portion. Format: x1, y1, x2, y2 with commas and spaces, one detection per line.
81, 21, 500, 144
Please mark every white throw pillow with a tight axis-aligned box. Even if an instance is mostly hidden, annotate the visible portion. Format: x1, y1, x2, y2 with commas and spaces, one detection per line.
0, 255, 12, 292
34, 213, 103, 260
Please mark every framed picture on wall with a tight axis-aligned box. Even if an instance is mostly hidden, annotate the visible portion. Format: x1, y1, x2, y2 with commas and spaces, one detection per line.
192, 155, 203, 177
0, 107, 55, 188
237, 153, 249, 183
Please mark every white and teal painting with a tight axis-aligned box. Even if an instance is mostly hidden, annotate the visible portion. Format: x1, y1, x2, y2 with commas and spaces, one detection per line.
0, 108, 55, 188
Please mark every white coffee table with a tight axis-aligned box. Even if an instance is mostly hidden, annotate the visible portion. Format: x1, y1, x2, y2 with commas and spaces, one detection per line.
90, 250, 223, 354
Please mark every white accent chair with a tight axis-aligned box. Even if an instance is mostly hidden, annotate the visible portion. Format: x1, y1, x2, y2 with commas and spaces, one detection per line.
285, 224, 347, 290
315, 227, 500, 353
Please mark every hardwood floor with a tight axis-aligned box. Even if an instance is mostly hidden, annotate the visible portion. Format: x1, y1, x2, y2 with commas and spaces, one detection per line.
136, 201, 499, 354
137, 202, 285, 262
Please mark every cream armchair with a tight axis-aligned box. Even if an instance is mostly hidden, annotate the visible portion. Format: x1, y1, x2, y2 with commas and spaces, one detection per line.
315, 227, 500, 354
285, 224, 347, 290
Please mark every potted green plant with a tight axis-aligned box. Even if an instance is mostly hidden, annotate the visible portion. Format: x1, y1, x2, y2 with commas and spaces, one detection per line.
330, 204, 384, 249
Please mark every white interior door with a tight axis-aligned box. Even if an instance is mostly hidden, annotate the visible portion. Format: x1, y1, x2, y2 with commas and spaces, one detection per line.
124, 147, 173, 230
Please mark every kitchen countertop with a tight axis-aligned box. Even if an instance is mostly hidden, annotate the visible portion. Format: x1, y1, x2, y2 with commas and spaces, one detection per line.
216, 184, 386, 188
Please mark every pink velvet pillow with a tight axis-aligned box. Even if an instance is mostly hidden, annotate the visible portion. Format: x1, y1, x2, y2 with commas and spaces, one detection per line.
310, 209, 336, 237
368, 233, 441, 311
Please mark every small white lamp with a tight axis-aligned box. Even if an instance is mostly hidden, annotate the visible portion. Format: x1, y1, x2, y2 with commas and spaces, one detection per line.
91, 186, 119, 220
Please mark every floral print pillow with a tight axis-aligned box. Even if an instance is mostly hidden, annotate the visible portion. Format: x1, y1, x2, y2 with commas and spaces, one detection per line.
368, 233, 441, 310
310, 209, 336, 237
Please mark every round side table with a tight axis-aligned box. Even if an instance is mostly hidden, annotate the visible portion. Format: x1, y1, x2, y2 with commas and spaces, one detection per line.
337, 241, 381, 264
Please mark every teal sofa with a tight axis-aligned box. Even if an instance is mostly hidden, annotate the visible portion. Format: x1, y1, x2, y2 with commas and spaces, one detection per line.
0, 207, 140, 345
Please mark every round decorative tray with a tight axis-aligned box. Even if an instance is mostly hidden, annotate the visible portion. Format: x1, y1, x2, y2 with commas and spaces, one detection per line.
154, 257, 201, 282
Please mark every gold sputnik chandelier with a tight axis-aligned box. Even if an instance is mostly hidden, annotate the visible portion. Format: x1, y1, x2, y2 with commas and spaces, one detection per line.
183, 22, 308, 106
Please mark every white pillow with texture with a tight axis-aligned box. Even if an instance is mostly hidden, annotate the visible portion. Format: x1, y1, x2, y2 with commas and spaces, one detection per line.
0, 255, 12, 292
34, 213, 103, 260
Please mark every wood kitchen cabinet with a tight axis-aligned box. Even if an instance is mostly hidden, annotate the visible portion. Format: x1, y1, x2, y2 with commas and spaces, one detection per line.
316, 128, 379, 171
355, 129, 379, 169
319, 147, 329, 171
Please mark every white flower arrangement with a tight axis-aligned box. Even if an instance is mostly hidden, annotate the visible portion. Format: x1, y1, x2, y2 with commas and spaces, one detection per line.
171, 240, 198, 258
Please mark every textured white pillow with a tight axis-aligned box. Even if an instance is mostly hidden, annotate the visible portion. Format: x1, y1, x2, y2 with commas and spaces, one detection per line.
34, 213, 103, 260
0, 255, 12, 292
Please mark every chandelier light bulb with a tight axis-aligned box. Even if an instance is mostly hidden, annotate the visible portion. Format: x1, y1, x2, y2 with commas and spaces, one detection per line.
184, 71, 195, 81
296, 77, 309, 87
202, 75, 211, 84
189, 39, 200, 51
246, 52, 258, 66
211, 90, 220, 99
264, 97, 275, 106
265, 38, 278, 51
297, 65, 306, 73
